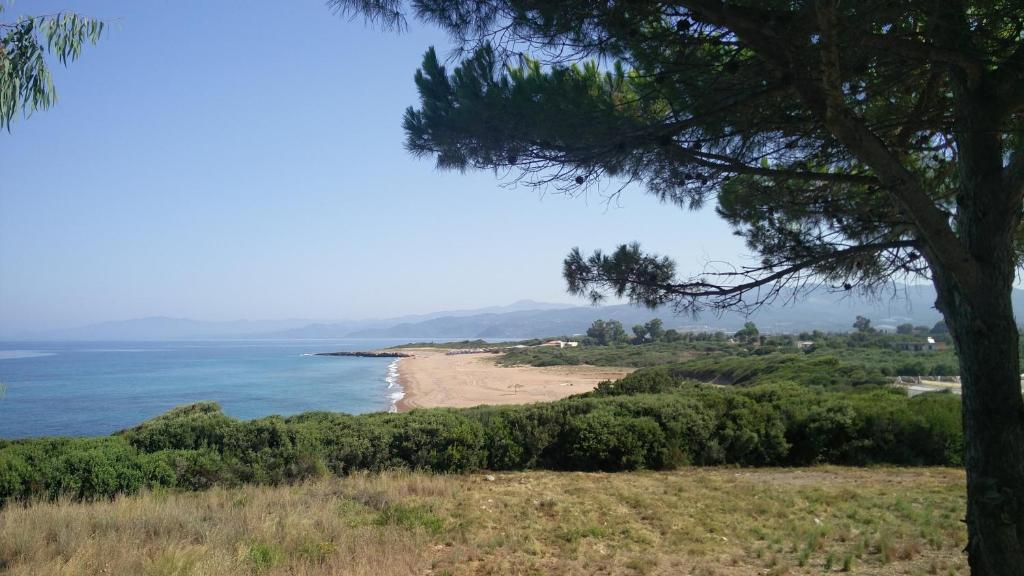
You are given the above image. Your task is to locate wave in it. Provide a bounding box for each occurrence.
[0,350,55,360]
[385,359,404,412]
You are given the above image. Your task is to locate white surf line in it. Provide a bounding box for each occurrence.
[385,358,404,412]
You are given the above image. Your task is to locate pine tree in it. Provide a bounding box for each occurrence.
[334,1,1024,571]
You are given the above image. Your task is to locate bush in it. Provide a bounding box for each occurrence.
[387,410,487,472]
[0,377,964,504]
[563,408,668,470]
[121,401,235,452]
[593,367,679,395]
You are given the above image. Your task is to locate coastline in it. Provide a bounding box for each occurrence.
[393,357,412,412]
[390,348,634,411]
[385,358,404,412]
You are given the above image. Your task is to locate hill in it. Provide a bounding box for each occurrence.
[18,287,1024,341]
[19,317,322,341]
[265,300,576,339]
[322,285,1024,339]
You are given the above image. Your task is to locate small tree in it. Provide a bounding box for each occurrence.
[853,316,874,334]
[631,324,648,344]
[606,320,628,344]
[897,323,915,335]
[644,318,665,341]
[586,319,627,345]
[586,319,608,345]
[735,321,760,343]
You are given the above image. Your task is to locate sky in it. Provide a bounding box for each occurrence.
[0,0,749,334]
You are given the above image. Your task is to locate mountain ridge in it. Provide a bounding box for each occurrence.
[12,286,1023,341]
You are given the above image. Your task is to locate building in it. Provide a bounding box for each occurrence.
[542,340,579,348]
[893,337,945,352]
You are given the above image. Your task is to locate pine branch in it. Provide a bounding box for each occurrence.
[565,240,919,314]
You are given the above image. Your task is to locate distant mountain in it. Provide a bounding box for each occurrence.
[258,300,578,339]
[344,305,653,339]
[17,289,1024,341]
[419,299,577,318]
[307,285,1024,339]
[16,300,578,341]
[23,317,321,341]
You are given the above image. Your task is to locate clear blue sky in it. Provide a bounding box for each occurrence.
[0,0,748,334]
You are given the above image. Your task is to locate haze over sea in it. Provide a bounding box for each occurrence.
[0,339,420,439]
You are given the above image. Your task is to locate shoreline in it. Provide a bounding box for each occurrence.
[390,348,634,411]
[385,358,404,412]
[393,357,412,412]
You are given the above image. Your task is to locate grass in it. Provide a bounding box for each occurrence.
[0,467,966,575]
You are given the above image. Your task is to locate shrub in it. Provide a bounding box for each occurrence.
[0,377,964,504]
[247,543,282,572]
[563,408,668,470]
[388,410,486,472]
[374,503,445,534]
[121,401,235,452]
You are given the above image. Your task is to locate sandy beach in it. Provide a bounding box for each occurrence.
[393,348,634,411]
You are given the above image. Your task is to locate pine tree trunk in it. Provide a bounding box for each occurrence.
[933,267,1024,575]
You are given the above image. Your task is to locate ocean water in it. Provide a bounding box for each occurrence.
[0,339,416,439]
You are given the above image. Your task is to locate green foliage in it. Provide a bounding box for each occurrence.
[0,370,964,504]
[247,543,282,572]
[389,410,487,472]
[585,318,628,345]
[121,401,235,452]
[735,321,760,344]
[0,8,104,130]
[662,354,889,388]
[645,318,664,341]
[375,503,445,534]
[0,437,150,503]
[853,316,874,333]
[1,330,967,504]
[563,408,668,471]
[499,339,727,368]
[518,331,962,383]
[358,0,1024,323]
[594,367,677,395]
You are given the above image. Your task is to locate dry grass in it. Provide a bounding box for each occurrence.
[0,467,966,575]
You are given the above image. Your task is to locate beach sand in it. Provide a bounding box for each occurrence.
[393,348,634,411]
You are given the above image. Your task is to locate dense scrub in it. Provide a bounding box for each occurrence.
[500,340,961,378]
[498,341,714,367]
[658,354,892,387]
[0,375,962,504]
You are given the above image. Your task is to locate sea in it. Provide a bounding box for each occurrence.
[0,339,420,439]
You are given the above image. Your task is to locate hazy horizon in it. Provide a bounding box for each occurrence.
[0,0,751,335]
[6,297,585,337]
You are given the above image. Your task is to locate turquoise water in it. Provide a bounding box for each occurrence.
[0,339,415,439]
